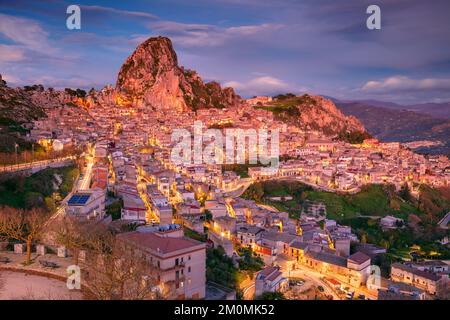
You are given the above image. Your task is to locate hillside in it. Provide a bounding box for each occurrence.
[254,94,370,143]
[335,101,450,155]
[408,102,450,119]
[0,165,79,211]
[339,99,450,119]
[0,75,46,152]
[242,180,450,259]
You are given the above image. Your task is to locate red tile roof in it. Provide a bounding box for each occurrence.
[118,232,205,257]
[348,251,371,265]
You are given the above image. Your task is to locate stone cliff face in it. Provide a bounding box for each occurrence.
[253,94,369,140]
[0,75,47,152]
[0,75,46,123]
[297,95,366,134]
[116,36,241,112]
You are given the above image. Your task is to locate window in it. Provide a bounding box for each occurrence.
[188,255,191,261]
[175,258,179,266]
[188,266,191,273]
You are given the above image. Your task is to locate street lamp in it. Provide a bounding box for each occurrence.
[14,143,18,166]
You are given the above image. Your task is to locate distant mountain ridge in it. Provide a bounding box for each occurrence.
[335,98,450,120]
[334,99,450,155]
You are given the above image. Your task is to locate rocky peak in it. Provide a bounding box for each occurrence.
[115,36,241,112]
[252,93,370,142]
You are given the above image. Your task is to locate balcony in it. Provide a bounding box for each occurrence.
[160,262,185,274]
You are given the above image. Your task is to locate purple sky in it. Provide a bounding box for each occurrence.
[0,0,450,104]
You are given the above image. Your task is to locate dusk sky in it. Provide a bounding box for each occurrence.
[1,0,450,104]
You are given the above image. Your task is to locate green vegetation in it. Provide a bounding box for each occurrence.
[255,291,286,300]
[254,100,300,121]
[252,94,319,122]
[182,70,227,111]
[204,209,213,222]
[345,217,450,262]
[243,179,450,260]
[0,165,79,211]
[64,88,86,98]
[206,246,240,290]
[105,199,123,220]
[184,227,207,242]
[399,183,412,202]
[272,93,296,100]
[243,181,425,221]
[242,180,312,218]
[337,130,372,144]
[0,116,45,153]
[253,93,372,143]
[222,163,269,178]
[417,184,450,224]
[236,247,264,272]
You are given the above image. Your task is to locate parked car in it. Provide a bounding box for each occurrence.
[289,280,305,287]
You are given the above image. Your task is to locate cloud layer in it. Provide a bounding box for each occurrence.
[0,0,449,104]
[224,76,296,96]
[362,76,450,93]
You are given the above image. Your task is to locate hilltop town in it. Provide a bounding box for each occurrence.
[0,37,449,301]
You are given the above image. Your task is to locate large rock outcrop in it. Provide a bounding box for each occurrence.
[115,36,241,112]
[253,94,369,141]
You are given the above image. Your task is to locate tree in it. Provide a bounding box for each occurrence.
[0,206,50,264]
[399,183,411,202]
[204,209,213,222]
[53,216,96,265]
[206,246,238,289]
[105,199,123,220]
[54,218,164,300]
[237,247,264,272]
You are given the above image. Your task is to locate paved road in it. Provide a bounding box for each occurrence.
[242,284,255,300]
[0,156,75,173]
[78,159,93,190]
[223,180,254,198]
[284,268,341,300]
[438,211,450,229]
[286,265,378,300]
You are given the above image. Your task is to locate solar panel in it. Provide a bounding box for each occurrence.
[78,195,90,204]
[68,194,80,204]
[68,194,91,205]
